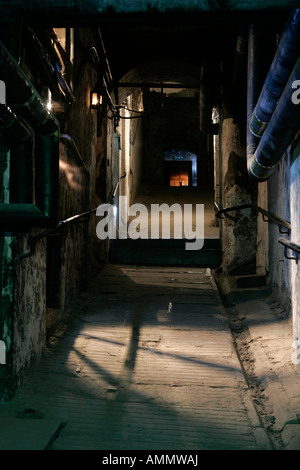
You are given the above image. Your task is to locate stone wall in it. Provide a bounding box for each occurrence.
[262,134,300,334]
[255,132,300,338]
[128,91,144,205]
[219,115,257,274]
[0,27,106,400]
[266,154,291,312]
[290,136,300,340]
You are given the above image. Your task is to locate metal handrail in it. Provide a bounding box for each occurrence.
[20,171,127,258]
[214,202,291,232]
[19,207,98,259]
[278,237,300,263]
[109,171,126,204]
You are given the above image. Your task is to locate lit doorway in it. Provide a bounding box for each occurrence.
[164,149,197,187]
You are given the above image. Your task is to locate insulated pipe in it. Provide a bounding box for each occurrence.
[248,57,300,181]
[0,41,60,228]
[249,8,300,138]
[246,25,275,171]
[10,140,34,203]
[0,41,58,136]
[247,26,260,171]
[0,104,35,203]
[0,104,33,144]
[35,132,59,219]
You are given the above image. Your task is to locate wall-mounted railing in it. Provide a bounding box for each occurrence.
[214,202,299,264]
[278,237,300,264]
[214,202,291,234]
[18,169,128,258]
[19,208,98,259]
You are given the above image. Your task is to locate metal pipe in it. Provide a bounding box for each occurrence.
[248,57,300,181]
[0,41,58,136]
[35,132,59,220]
[249,8,300,138]
[0,104,34,203]
[246,25,264,172]
[0,40,60,229]
[0,104,33,144]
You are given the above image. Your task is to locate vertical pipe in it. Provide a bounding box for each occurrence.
[247,25,260,171]
[0,41,58,136]
[0,105,34,203]
[35,131,60,222]
[0,41,60,227]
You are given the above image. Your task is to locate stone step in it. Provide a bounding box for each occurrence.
[109,238,221,267]
[228,274,268,290]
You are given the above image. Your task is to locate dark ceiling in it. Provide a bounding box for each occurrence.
[27,8,291,103]
[30,8,290,79]
[98,10,288,80]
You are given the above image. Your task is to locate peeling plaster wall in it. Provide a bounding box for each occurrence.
[290,142,300,340]
[267,154,291,312]
[0,142,15,400]
[51,27,99,318]
[265,136,299,337]
[220,116,257,273]
[256,181,269,277]
[14,234,47,388]
[0,234,15,401]
[261,133,300,338]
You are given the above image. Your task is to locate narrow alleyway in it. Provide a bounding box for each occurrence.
[1,2,300,454]
[0,264,274,450]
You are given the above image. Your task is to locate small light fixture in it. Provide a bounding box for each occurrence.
[47,89,52,111]
[90,89,103,110]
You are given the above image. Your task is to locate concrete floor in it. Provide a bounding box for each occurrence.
[0,264,275,451]
[1,185,300,451]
